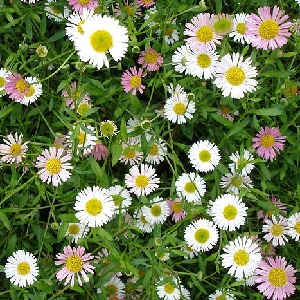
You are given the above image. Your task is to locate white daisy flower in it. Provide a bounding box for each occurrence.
[4,250,39,287]
[220,172,253,195]
[262,215,289,246]
[155,250,170,262]
[172,44,192,74]
[175,172,206,203]
[167,83,185,97]
[145,137,168,165]
[142,197,170,226]
[213,52,258,99]
[0,132,28,164]
[108,185,132,214]
[74,14,128,69]
[182,244,198,259]
[45,0,70,22]
[0,67,11,94]
[99,120,117,138]
[208,289,236,300]
[74,185,115,227]
[185,48,219,79]
[287,212,300,241]
[157,19,180,45]
[188,140,221,172]
[125,163,160,197]
[119,138,143,165]
[104,275,125,298]
[208,194,248,231]
[65,222,89,243]
[156,277,181,300]
[228,149,254,175]
[184,219,219,252]
[19,76,42,105]
[164,92,196,124]
[135,209,153,233]
[229,13,252,44]
[35,147,73,187]
[221,236,261,279]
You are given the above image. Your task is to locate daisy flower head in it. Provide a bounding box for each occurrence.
[35,147,73,187]
[252,127,286,161]
[221,236,262,280]
[65,223,89,243]
[100,120,117,138]
[68,0,97,14]
[182,244,197,259]
[188,140,221,172]
[246,6,292,50]
[257,196,287,220]
[0,132,28,164]
[212,13,233,36]
[255,256,296,300]
[19,76,43,105]
[0,68,11,95]
[74,14,128,69]
[184,13,223,51]
[156,277,181,300]
[45,0,70,22]
[119,138,143,165]
[164,92,196,124]
[142,197,170,226]
[4,250,39,287]
[138,47,163,71]
[262,215,289,247]
[184,219,219,252]
[217,105,239,122]
[287,212,300,241]
[121,66,146,95]
[175,172,206,203]
[125,163,160,197]
[104,276,126,298]
[62,82,91,109]
[108,185,132,214]
[167,198,187,222]
[229,13,252,44]
[114,0,142,18]
[229,149,254,175]
[55,246,95,286]
[137,0,155,8]
[5,73,28,102]
[185,48,219,79]
[172,44,192,74]
[135,209,154,233]
[208,289,236,300]
[220,172,253,195]
[157,19,180,45]
[145,137,167,165]
[213,52,258,99]
[20,0,42,3]
[74,186,115,227]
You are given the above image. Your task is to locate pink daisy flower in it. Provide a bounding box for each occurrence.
[167,198,187,222]
[62,82,90,109]
[138,47,163,71]
[5,73,29,102]
[252,127,286,161]
[89,142,109,161]
[68,0,97,14]
[255,256,296,300]
[114,0,142,18]
[121,66,146,95]
[184,13,223,51]
[55,246,95,287]
[137,0,155,8]
[246,6,292,50]
[257,196,287,220]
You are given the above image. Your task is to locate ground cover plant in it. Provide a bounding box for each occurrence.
[0,0,300,299]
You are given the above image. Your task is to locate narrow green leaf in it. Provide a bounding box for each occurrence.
[254,105,284,116]
[0,104,14,119]
[227,118,250,138]
[49,30,66,42]
[0,212,10,230]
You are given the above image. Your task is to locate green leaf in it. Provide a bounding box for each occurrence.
[25,16,32,40]
[92,227,113,241]
[227,118,250,138]
[89,156,102,180]
[254,105,284,116]
[58,214,78,222]
[57,221,68,243]
[120,117,128,141]
[261,70,292,78]
[49,30,66,42]
[111,141,122,166]
[0,212,10,230]
[0,104,15,119]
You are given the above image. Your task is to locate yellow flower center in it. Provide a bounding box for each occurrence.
[78,131,85,145]
[50,6,61,14]
[65,255,83,273]
[237,158,248,168]
[9,143,22,155]
[173,102,186,115]
[17,262,30,276]
[15,79,27,93]
[225,66,245,86]
[68,224,80,234]
[0,77,5,87]
[233,249,249,266]
[90,30,113,53]
[151,204,162,217]
[100,122,116,137]
[78,0,90,5]
[124,5,133,16]
[219,105,230,115]
[112,194,124,206]
[164,283,175,294]
[142,0,154,5]
[184,181,196,193]
[197,54,211,68]
[270,224,283,237]
[25,85,35,97]
[294,222,300,234]
[77,103,90,116]
[140,215,148,224]
[123,147,137,160]
[85,198,103,216]
[135,174,149,189]
[106,284,118,296]
[268,268,288,287]
[196,26,214,43]
[129,75,141,88]
[194,228,210,243]
[223,204,238,220]
[165,27,174,36]
[149,143,158,156]
[45,158,62,174]
[77,20,85,34]
[214,19,232,33]
[171,201,183,213]
[199,149,211,162]
[236,22,247,34]
[260,135,275,148]
[258,20,279,40]
[145,51,159,64]
[230,175,243,187]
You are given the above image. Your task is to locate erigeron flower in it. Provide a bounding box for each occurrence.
[175,172,206,203]
[217,105,238,122]
[145,137,167,165]
[138,47,163,71]
[65,223,89,243]
[35,147,73,187]
[45,0,70,22]
[167,198,187,222]
[184,219,219,252]
[108,185,132,214]
[0,132,29,164]
[172,44,192,74]
[212,13,233,36]
[156,277,181,300]
[184,13,223,51]
[252,127,286,161]
[228,149,254,175]
[62,82,91,109]
[5,73,28,102]
[229,13,252,44]
[121,66,146,95]
[137,0,155,8]
[257,196,287,220]
[220,172,253,195]
[125,163,160,197]
[157,19,180,45]
[287,212,300,241]
[135,209,153,233]
[214,52,258,99]
[208,289,236,300]
[119,138,143,165]
[89,142,109,161]
[55,246,95,286]
[19,76,43,105]
[114,0,142,18]
[0,68,11,95]
[74,14,128,69]
[4,250,39,287]
[104,276,126,298]
[142,197,170,226]
[262,215,289,246]
[74,186,115,227]
[246,6,292,50]
[68,0,97,14]
[221,236,262,279]
[182,244,197,259]
[100,120,117,138]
